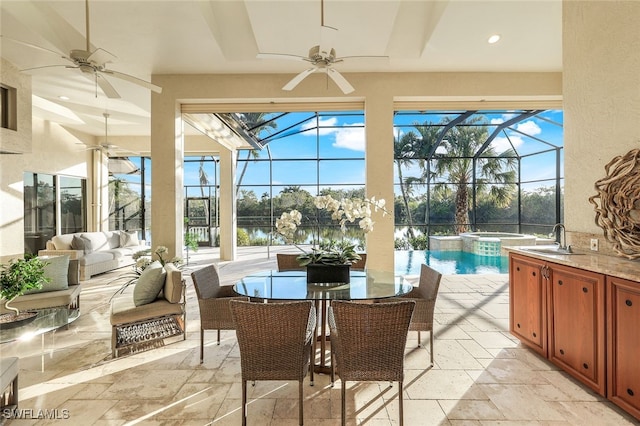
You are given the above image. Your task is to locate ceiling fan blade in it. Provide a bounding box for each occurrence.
[20,64,75,72]
[282,68,317,91]
[319,25,338,58]
[87,48,117,66]
[0,35,69,59]
[257,52,308,62]
[95,74,121,99]
[327,68,354,94]
[101,69,163,94]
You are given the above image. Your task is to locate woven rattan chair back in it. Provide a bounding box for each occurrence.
[190,265,248,364]
[329,300,415,426]
[230,300,316,426]
[350,253,367,270]
[402,263,442,366]
[276,253,306,271]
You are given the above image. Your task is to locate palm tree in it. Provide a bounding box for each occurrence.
[419,116,517,234]
[235,113,277,196]
[394,130,420,239]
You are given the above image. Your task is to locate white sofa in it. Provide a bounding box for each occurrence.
[38,231,148,280]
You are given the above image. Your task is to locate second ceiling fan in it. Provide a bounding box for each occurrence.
[257,0,387,94]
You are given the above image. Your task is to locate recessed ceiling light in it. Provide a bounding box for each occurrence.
[59,95,70,101]
[488,34,501,44]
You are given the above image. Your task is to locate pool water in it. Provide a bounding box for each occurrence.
[394,250,509,275]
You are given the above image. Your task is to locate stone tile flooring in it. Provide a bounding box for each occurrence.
[2,247,637,425]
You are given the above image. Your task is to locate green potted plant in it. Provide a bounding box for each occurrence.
[0,256,49,324]
[274,195,388,283]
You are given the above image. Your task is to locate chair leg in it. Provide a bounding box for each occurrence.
[242,379,247,426]
[298,379,304,426]
[399,380,404,426]
[417,330,422,347]
[429,330,434,366]
[341,382,346,426]
[217,329,221,345]
[200,328,204,364]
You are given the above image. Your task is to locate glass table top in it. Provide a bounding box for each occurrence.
[0,307,78,344]
[233,269,412,301]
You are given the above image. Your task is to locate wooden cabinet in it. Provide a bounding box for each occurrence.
[509,253,547,356]
[548,263,605,395]
[509,253,606,396]
[607,276,640,419]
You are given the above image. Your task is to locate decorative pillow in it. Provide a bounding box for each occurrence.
[108,231,121,249]
[120,231,139,248]
[24,255,70,294]
[71,235,92,253]
[133,261,167,306]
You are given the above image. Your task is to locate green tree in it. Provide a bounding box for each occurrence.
[394,130,420,239]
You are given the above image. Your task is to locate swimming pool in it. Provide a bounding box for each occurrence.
[394,250,509,275]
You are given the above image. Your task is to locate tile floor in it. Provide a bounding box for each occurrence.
[2,247,637,425]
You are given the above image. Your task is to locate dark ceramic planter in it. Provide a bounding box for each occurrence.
[306,263,351,283]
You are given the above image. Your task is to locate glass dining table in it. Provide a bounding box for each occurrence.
[233,269,413,374]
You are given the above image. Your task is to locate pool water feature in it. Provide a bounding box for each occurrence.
[430,232,537,257]
[395,250,509,275]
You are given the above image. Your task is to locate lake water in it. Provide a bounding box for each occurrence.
[395,250,509,275]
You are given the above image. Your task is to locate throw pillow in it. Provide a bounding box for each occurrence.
[133,261,167,306]
[71,235,92,253]
[120,231,139,248]
[24,255,70,294]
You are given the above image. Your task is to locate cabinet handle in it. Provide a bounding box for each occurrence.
[583,363,589,369]
[532,271,536,277]
[517,323,521,328]
[626,299,633,307]
[583,287,588,293]
[560,349,565,355]
[532,332,537,338]
[558,280,563,286]
[628,388,635,397]
[516,266,520,271]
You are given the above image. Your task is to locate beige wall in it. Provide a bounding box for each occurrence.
[151,72,562,270]
[563,1,640,252]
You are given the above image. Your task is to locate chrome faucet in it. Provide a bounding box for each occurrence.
[550,223,572,253]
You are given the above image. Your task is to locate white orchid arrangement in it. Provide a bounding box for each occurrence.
[274,195,388,266]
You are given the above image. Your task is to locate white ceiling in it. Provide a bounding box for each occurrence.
[0,0,562,138]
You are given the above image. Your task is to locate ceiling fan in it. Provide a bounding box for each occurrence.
[1,0,161,99]
[80,113,135,159]
[257,0,387,94]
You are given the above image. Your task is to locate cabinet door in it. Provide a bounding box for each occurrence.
[607,276,640,419]
[549,262,605,395]
[509,253,546,356]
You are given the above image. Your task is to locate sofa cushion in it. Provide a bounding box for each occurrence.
[110,295,183,326]
[72,235,92,253]
[133,261,167,306]
[80,251,115,266]
[23,255,70,294]
[107,231,121,249]
[81,232,110,252]
[162,263,183,304]
[4,284,81,312]
[52,234,75,250]
[120,231,139,248]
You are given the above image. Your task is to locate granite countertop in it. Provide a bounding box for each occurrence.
[505,246,640,282]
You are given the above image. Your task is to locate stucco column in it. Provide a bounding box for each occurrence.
[219,147,237,260]
[150,97,183,258]
[365,93,395,272]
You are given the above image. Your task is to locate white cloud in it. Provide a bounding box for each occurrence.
[490,113,517,125]
[301,117,338,136]
[516,120,542,136]
[490,135,524,153]
[333,124,365,151]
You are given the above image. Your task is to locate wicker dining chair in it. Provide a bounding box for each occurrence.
[350,253,367,270]
[328,300,415,426]
[276,253,305,271]
[190,264,248,364]
[401,263,442,366]
[230,300,316,426]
